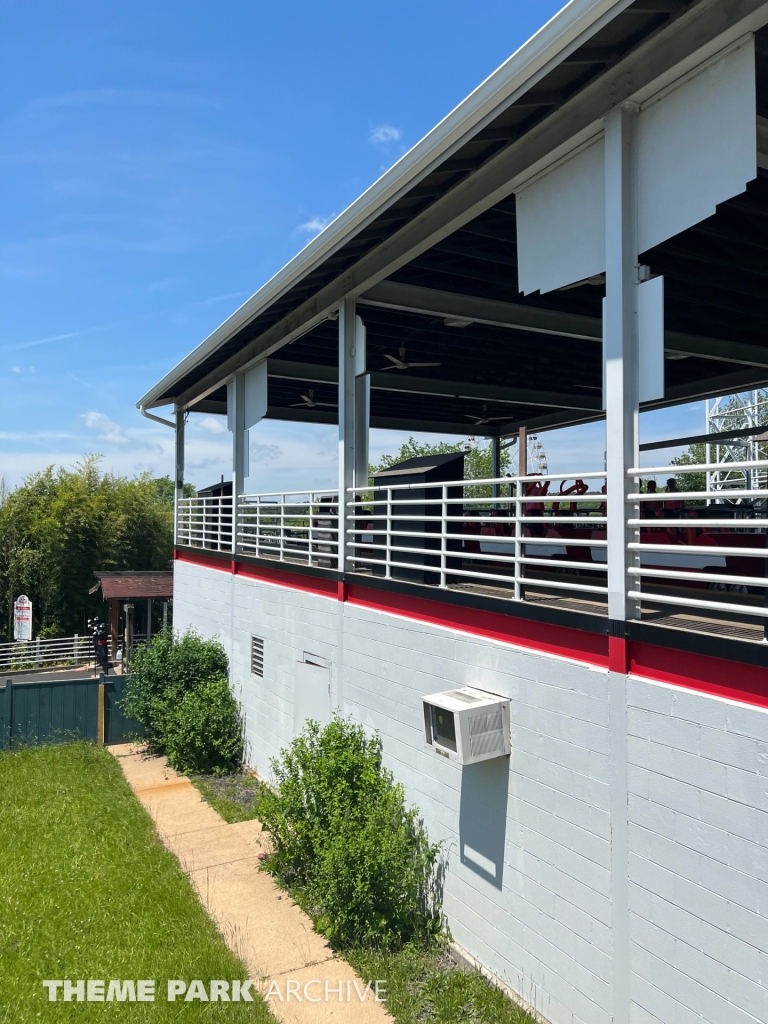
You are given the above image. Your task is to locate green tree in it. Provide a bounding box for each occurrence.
[371,436,511,498]
[0,456,175,640]
[670,442,707,492]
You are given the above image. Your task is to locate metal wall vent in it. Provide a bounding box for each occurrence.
[251,636,264,677]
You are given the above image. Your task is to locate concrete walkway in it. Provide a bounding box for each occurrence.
[109,744,392,1024]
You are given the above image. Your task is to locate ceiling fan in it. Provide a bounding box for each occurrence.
[465,405,512,426]
[557,273,605,291]
[290,389,338,409]
[378,345,441,372]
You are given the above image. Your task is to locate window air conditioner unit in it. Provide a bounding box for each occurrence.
[422,687,510,765]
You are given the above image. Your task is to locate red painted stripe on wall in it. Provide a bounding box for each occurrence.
[175,549,338,597]
[175,548,768,709]
[175,549,233,573]
[236,560,338,598]
[345,582,609,668]
[630,642,768,709]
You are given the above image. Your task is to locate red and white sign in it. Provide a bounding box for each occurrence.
[13,595,32,642]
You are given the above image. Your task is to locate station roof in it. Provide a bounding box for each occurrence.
[138,0,768,438]
[93,572,174,600]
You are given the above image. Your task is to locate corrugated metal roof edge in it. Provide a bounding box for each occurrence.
[137,0,633,411]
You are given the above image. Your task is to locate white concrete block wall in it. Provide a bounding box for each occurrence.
[174,560,613,1024]
[627,677,768,1024]
[173,560,768,1024]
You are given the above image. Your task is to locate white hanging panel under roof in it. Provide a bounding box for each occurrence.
[636,36,756,254]
[514,37,756,296]
[515,136,605,296]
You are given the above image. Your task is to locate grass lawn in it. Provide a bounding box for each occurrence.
[0,743,274,1024]
[349,946,538,1024]
[191,772,538,1024]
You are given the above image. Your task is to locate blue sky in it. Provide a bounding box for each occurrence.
[0,0,704,492]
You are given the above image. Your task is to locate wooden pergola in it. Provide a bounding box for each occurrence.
[91,571,173,659]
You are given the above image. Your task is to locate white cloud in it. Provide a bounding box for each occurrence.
[0,331,79,353]
[0,448,173,489]
[82,411,128,444]
[0,431,74,441]
[250,443,280,465]
[369,124,402,146]
[199,415,227,434]
[11,366,20,373]
[296,215,334,237]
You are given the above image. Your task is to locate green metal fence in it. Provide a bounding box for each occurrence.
[0,673,144,750]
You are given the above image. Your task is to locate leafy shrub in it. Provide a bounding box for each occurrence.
[258,715,442,950]
[122,629,229,743]
[164,676,243,775]
[122,630,242,774]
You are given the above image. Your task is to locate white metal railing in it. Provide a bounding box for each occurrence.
[347,471,608,600]
[0,635,94,673]
[177,495,233,551]
[174,457,768,633]
[627,459,768,622]
[237,491,340,567]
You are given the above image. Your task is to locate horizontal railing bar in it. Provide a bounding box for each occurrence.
[346,527,606,547]
[627,519,767,528]
[345,555,608,595]
[237,525,339,533]
[628,460,768,476]
[461,494,602,504]
[345,513,607,525]
[448,571,606,594]
[345,513,605,526]
[0,649,93,655]
[516,535,605,546]
[627,490,768,501]
[241,490,338,498]
[179,524,232,531]
[0,642,88,648]
[348,529,464,541]
[0,636,90,644]
[348,472,606,494]
[517,556,606,572]
[628,542,768,556]
[628,590,768,618]
[346,495,602,507]
[628,566,767,586]
[422,531,605,547]
[345,539,607,573]
[238,513,337,518]
[517,516,606,524]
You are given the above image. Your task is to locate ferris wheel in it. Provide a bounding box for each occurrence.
[529,433,548,474]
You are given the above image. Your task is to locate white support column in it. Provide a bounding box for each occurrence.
[354,317,369,491]
[604,103,640,627]
[229,372,249,555]
[491,436,501,503]
[338,298,367,573]
[604,102,638,1024]
[174,405,185,546]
